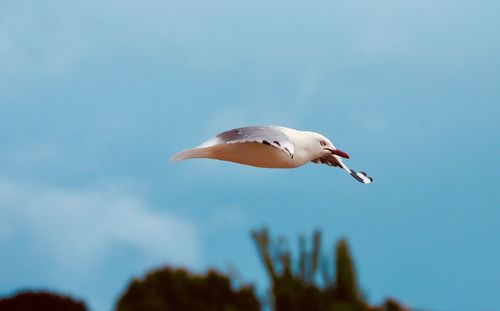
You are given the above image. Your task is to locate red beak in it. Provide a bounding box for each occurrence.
[330,149,350,159]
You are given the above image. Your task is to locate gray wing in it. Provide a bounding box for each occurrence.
[312,154,373,184]
[199,126,295,158]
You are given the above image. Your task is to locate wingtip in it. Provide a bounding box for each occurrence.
[350,171,373,184]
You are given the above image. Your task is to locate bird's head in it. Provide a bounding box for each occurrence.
[304,132,350,159]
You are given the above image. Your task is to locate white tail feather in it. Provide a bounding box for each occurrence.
[170,148,211,162]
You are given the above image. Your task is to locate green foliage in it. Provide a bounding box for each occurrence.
[0,230,409,311]
[252,228,326,310]
[333,239,361,302]
[252,228,408,311]
[0,290,88,311]
[115,267,260,311]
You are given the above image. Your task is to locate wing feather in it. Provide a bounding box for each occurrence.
[201,126,296,158]
[311,154,373,184]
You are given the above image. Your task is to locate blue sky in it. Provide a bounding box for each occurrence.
[1,1,499,310]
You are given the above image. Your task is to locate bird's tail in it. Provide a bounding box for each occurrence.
[170,147,212,162]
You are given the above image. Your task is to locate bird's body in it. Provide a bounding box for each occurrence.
[174,126,311,168]
[181,142,298,168]
[171,125,373,184]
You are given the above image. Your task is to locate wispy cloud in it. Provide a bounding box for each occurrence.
[0,176,200,309]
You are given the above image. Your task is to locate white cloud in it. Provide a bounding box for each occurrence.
[0,177,201,309]
[0,177,200,270]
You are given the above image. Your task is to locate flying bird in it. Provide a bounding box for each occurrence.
[171,125,373,184]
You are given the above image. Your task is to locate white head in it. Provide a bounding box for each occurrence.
[302,131,350,160]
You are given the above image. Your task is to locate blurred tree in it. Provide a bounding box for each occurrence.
[252,228,325,310]
[3,230,410,311]
[384,298,408,311]
[252,228,409,311]
[0,290,88,311]
[116,267,259,311]
[333,239,359,299]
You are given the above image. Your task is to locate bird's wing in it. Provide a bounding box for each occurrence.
[311,154,343,168]
[311,154,373,184]
[199,126,295,159]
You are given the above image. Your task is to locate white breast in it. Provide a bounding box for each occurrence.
[205,142,307,168]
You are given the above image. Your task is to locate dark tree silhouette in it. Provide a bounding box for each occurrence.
[253,228,326,310]
[0,290,88,311]
[2,230,411,311]
[116,267,260,311]
[326,238,370,310]
[334,239,359,298]
[252,228,409,311]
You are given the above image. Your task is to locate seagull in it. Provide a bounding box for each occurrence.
[171,125,373,184]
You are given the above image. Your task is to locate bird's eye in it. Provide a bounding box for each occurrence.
[320,140,327,146]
